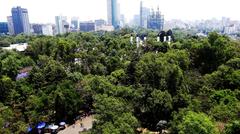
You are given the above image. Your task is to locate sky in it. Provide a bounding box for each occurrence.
[0,0,240,23]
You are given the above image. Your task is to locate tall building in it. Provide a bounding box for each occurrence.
[140,1,143,27]
[147,7,164,30]
[133,15,140,26]
[11,6,30,35]
[71,17,79,31]
[7,16,14,35]
[107,0,120,29]
[42,24,53,36]
[55,15,68,34]
[120,14,126,27]
[0,22,9,34]
[140,1,150,28]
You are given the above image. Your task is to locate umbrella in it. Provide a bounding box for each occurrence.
[37,122,46,129]
[49,125,59,130]
[27,126,32,132]
[59,122,66,126]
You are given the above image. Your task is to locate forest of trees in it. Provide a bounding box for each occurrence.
[0,29,240,134]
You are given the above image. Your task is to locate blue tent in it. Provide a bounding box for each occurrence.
[37,122,46,129]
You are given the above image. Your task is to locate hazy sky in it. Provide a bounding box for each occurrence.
[0,0,240,23]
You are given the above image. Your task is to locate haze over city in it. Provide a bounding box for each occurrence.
[1,0,240,23]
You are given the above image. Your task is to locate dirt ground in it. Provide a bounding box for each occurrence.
[58,115,94,134]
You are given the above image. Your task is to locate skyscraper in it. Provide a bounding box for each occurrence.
[55,15,68,34]
[42,24,53,36]
[11,6,30,35]
[7,16,14,35]
[140,1,150,28]
[140,0,143,27]
[107,0,120,29]
[71,17,79,31]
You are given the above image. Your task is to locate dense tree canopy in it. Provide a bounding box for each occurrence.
[0,30,239,133]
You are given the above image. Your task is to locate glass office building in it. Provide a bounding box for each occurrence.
[11,6,30,35]
[0,22,9,34]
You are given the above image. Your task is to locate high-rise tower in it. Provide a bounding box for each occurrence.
[7,16,14,35]
[140,1,150,28]
[107,0,120,29]
[11,6,30,35]
[55,15,68,34]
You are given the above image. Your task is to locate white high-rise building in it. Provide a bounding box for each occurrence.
[55,15,68,34]
[22,9,30,34]
[140,1,150,28]
[71,17,79,31]
[7,16,14,35]
[42,24,53,36]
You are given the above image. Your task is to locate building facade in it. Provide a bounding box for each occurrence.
[7,16,14,35]
[71,17,79,31]
[11,6,30,35]
[42,24,53,36]
[95,19,106,27]
[32,24,43,35]
[140,1,150,28]
[147,7,164,31]
[96,25,114,32]
[79,22,95,32]
[107,0,120,29]
[0,22,9,34]
[55,16,68,34]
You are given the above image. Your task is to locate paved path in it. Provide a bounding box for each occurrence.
[58,115,94,134]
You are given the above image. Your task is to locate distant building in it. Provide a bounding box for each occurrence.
[71,17,79,32]
[55,15,68,34]
[32,24,43,35]
[42,24,53,36]
[7,16,14,35]
[107,0,120,29]
[0,22,9,34]
[11,6,30,35]
[95,19,106,27]
[147,7,164,31]
[120,14,126,27]
[96,25,114,32]
[79,22,95,32]
[133,15,140,26]
[140,1,150,28]
[224,24,237,34]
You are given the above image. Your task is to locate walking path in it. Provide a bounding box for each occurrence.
[58,115,94,134]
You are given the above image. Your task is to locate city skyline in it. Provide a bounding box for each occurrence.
[0,0,240,24]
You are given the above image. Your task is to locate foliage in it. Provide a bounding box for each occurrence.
[0,31,239,133]
[177,111,218,134]
[224,120,240,134]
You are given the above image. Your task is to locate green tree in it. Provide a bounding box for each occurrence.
[92,94,138,134]
[0,76,14,103]
[178,111,218,134]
